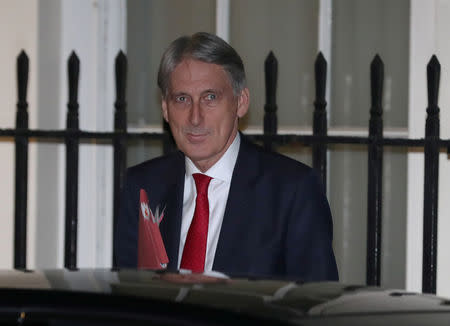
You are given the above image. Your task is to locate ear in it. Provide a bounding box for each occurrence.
[236,87,250,118]
[162,97,169,123]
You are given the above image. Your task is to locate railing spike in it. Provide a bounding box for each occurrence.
[263,51,278,151]
[264,51,278,107]
[17,51,29,107]
[370,55,384,113]
[115,50,127,116]
[427,55,440,109]
[315,53,327,104]
[68,52,80,109]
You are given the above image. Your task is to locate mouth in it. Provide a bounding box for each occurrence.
[186,132,208,143]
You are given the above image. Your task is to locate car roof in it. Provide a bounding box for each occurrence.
[0,269,449,326]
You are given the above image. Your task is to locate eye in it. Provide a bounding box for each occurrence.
[204,93,216,101]
[174,95,190,104]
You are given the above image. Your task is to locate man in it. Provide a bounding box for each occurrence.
[115,32,338,281]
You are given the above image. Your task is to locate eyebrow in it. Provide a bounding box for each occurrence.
[201,89,223,95]
[169,91,189,97]
[169,88,223,97]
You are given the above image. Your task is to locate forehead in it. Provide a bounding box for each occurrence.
[169,59,232,92]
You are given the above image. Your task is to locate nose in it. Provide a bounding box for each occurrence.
[189,100,203,126]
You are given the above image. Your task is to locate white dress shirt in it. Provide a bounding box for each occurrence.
[177,133,240,272]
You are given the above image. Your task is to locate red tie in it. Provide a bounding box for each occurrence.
[180,173,212,272]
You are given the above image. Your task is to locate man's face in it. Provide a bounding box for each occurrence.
[162,59,249,172]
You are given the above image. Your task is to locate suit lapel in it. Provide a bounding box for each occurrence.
[158,152,185,270]
[213,136,261,271]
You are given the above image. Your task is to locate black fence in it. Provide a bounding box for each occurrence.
[1,50,449,294]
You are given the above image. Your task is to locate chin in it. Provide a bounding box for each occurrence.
[183,143,211,155]
[185,151,212,162]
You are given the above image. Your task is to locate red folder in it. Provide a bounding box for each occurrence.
[137,189,169,269]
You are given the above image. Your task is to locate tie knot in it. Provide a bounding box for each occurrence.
[193,173,212,195]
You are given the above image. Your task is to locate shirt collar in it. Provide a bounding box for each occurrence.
[185,133,240,183]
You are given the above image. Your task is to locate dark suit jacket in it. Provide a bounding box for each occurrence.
[115,135,338,282]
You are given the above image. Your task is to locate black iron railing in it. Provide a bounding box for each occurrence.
[1,50,450,294]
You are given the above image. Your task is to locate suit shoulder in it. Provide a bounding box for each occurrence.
[247,140,312,177]
[242,138,326,191]
[127,150,184,180]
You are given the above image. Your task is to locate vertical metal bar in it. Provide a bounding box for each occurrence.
[366,55,384,286]
[422,55,440,294]
[313,52,328,186]
[14,51,29,269]
[113,51,127,267]
[264,51,278,151]
[65,52,80,270]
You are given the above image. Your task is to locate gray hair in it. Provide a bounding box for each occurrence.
[157,32,246,97]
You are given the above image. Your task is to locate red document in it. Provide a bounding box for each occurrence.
[137,189,169,269]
